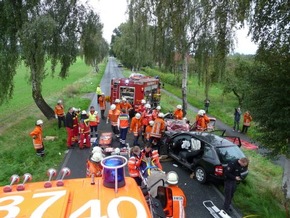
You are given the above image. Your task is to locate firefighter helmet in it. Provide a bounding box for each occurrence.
[92,146,103,154]
[36,120,43,125]
[91,152,103,162]
[149,120,154,126]
[110,104,116,110]
[167,171,179,184]
[93,111,98,115]
[135,113,141,119]
[156,106,161,110]
[81,110,87,115]
[158,112,164,118]
[115,99,121,103]
[145,104,151,109]
[141,99,146,104]
[198,109,205,116]
[122,97,127,102]
[177,105,182,109]
[57,100,62,104]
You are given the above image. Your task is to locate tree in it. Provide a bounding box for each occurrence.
[0,1,106,119]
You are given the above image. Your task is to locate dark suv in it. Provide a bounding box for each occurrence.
[161,131,249,183]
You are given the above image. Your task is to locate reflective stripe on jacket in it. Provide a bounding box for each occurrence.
[150,117,165,138]
[108,109,121,126]
[54,104,65,116]
[128,155,142,177]
[30,125,43,149]
[88,112,99,126]
[130,117,142,136]
[118,113,130,129]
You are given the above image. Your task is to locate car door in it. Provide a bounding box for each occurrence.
[198,144,218,175]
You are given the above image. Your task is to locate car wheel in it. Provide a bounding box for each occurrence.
[195,166,207,184]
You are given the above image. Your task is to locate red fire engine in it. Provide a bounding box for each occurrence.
[110,73,161,110]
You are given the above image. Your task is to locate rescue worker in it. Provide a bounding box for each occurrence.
[128,146,143,186]
[118,109,130,148]
[120,97,133,114]
[152,105,161,120]
[150,112,166,149]
[195,109,210,131]
[136,99,146,114]
[223,157,249,214]
[65,107,75,149]
[86,152,103,185]
[88,106,100,138]
[173,105,183,120]
[141,144,162,170]
[144,120,154,143]
[241,111,253,134]
[107,104,121,137]
[72,107,79,144]
[96,85,102,104]
[29,119,45,157]
[141,104,153,141]
[130,113,143,146]
[54,100,65,128]
[98,93,106,119]
[79,110,91,149]
[166,171,186,218]
[115,98,121,111]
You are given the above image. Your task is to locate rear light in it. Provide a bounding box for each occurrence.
[214,165,223,176]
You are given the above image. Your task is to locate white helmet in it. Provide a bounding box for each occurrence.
[145,104,151,109]
[177,105,182,109]
[110,104,116,110]
[81,110,87,115]
[198,110,204,116]
[93,111,98,115]
[149,120,154,126]
[141,99,146,104]
[122,97,127,102]
[135,113,141,119]
[36,119,43,125]
[57,100,62,104]
[156,106,161,110]
[158,112,164,118]
[72,107,77,111]
[91,152,103,162]
[115,99,120,103]
[92,146,103,154]
[167,171,179,185]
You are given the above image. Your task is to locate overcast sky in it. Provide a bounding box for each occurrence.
[89,0,257,55]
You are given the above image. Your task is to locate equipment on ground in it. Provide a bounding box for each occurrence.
[203,200,231,218]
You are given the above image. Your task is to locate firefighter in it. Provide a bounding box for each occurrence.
[120,97,133,114]
[152,105,161,120]
[115,99,121,111]
[79,110,91,149]
[107,104,121,137]
[86,152,103,185]
[29,119,45,157]
[166,171,186,218]
[195,109,210,131]
[72,107,79,144]
[130,113,143,146]
[96,85,102,104]
[128,146,143,186]
[136,99,146,114]
[144,120,154,143]
[118,109,130,148]
[173,105,183,120]
[88,106,100,138]
[54,100,65,128]
[65,107,75,149]
[141,104,153,141]
[141,144,162,170]
[150,112,166,149]
[99,93,106,119]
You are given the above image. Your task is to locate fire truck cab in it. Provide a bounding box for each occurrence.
[110,73,161,112]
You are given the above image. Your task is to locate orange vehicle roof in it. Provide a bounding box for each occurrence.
[0,177,151,218]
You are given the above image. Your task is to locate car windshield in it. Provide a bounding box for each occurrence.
[216,146,245,164]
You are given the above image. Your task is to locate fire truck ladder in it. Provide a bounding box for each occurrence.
[112,84,118,100]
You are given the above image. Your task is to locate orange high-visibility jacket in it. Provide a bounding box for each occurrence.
[88,112,99,126]
[243,112,252,126]
[130,117,142,136]
[108,109,121,126]
[128,154,142,177]
[118,113,130,129]
[115,103,121,111]
[29,126,43,149]
[174,109,183,120]
[145,125,153,140]
[150,117,165,138]
[168,185,187,218]
[196,115,210,131]
[99,96,106,110]
[152,109,160,120]
[54,104,65,116]
[142,110,153,126]
[86,160,103,177]
[120,102,133,114]
[79,121,90,134]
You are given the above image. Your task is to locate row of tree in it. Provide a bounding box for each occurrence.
[0,0,109,118]
[110,1,289,156]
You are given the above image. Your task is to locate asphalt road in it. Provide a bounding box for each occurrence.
[59,57,243,218]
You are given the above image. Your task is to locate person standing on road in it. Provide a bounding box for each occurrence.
[130,113,143,146]
[79,110,91,149]
[65,107,75,149]
[141,104,153,141]
[86,152,103,185]
[107,104,121,138]
[233,107,242,132]
[173,105,183,120]
[223,157,249,214]
[96,85,102,104]
[204,98,210,113]
[118,109,130,148]
[29,119,45,157]
[120,97,133,114]
[152,105,161,120]
[98,93,106,119]
[241,111,252,134]
[88,106,100,138]
[195,110,210,131]
[54,100,65,128]
[166,171,186,218]
[128,146,143,186]
[150,112,166,150]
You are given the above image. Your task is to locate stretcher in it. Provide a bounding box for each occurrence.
[203,200,231,218]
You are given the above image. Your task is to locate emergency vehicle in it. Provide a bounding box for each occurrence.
[111,73,161,111]
[0,155,173,218]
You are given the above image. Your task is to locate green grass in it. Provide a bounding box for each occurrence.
[0,58,105,185]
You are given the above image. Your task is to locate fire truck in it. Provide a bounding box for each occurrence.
[110,73,161,111]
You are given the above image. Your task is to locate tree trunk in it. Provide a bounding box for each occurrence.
[182,54,188,117]
[31,79,55,120]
